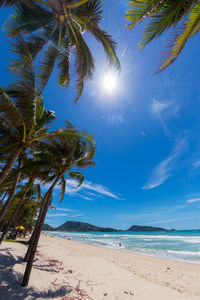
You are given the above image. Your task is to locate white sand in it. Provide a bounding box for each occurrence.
[0,234,200,299]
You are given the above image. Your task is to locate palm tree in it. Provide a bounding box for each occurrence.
[0,153,24,226]
[0,35,56,186]
[21,122,95,286]
[126,0,200,71]
[6,0,120,102]
[0,178,40,244]
[0,0,89,8]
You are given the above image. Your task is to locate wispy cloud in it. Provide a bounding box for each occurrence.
[64,179,124,201]
[186,198,200,204]
[69,214,83,218]
[152,99,171,114]
[40,179,124,202]
[116,205,199,228]
[87,192,102,197]
[143,137,188,190]
[47,212,83,218]
[116,205,187,222]
[108,113,124,125]
[152,99,180,137]
[149,215,200,225]
[47,213,68,217]
[82,181,123,199]
[192,160,200,169]
[54,208,73,212]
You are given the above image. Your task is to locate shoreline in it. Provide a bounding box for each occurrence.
[47,233,200,267]
[45,231,200,266]
[1,234,200,299]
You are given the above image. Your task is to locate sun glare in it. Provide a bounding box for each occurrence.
[102,73,117,94]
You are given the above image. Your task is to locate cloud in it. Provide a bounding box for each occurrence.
[186,198,200,204]
[116,205,199,228]
[63,179,124,201]
[82,181,123,199]
[87,192,102,197]
[152,99,180,137]
[192,160,200,169]
[53,208,73,212]
[108,113,124,125]
[121,47,127,58]
[47,211,83,218]
[152,99,170,114]
[47,213,68,217]
[68,214,83,218]
[149,215,200,225]
[39,178,124,202]
[143,137,188,189]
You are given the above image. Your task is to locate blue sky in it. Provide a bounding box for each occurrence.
[1,1,200,230]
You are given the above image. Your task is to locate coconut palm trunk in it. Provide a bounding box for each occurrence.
[24,194,48,261]
[0,145,24,186]
[21,175,60,287]
[0,178,33,245]
[0,155,23,228]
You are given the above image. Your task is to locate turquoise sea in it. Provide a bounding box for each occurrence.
[46,230,200,264]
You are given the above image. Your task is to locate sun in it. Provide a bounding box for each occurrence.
[102,73,117,94]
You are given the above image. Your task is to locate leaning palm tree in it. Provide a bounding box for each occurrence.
[21,122,95,286]
[0,179,41,244]
[0,154,25,226]
[0,35,56,187]
[5,0,120,102]
[126,0,200,71]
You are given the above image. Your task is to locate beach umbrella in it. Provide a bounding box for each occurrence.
[16,226,25,230]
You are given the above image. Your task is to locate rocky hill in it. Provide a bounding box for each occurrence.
[128,225,166,231]
[42,221,169,232]
[54,221,118,232]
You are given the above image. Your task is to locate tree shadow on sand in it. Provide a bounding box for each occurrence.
[0,248,72,300]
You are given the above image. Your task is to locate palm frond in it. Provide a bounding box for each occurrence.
[26,33,48,60]
[57,39,70,87]
[84,22,120,71]
[0,0,35,7]
[58,175,66,203]
[71,22,95,103]
[69,0,89,9]
[0,86,24,130]
[35,95,56,129]
[0,0,17,6]
[5,3,53,37]
[76,158,95,169]
[38,42,60,94]
[74,0,103,25]
[126,0,165,28]
[140,0,195,49]
[33,183,41,200]
[160,2,200,71]
[68,171,84,187]
[7,35,37,127]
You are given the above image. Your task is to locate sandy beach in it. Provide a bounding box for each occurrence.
[0,234,200,300]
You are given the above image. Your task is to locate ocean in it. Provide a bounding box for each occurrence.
[46,230,200,264]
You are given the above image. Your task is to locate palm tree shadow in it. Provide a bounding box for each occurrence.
[0,249,72,299]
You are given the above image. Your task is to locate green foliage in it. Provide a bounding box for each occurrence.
[0,36,56,172]
[5,0,120,102]
[28,121,95,204]
[126,0,199,70]
[1,184,41,231]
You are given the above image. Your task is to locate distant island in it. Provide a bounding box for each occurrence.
[42,221,172,232]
